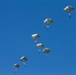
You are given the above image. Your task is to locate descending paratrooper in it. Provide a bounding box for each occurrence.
[32,33,40,42]
[64,5,74,18]
[44,18,54,30]
[20,56,28,66]
[36,43,44,53]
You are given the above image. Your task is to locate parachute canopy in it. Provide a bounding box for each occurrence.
[44,18,54,27]
[20,56,28,62]
[64,6,74,15]
[32,34,40,42]
[20,56,28,66]
[43,48,51,54]
[14,64,20,69]
[36,43,44,49]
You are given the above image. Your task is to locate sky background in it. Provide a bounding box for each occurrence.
[0,0,76,75]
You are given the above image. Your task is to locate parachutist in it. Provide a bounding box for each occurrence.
[69,16,71,18]
[45,56,47,59]
[15,71,17,74]
[39,52,40,54]
[47,28,48,30]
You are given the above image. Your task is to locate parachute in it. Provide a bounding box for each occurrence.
[44,18,54,30]
[43,48,51,58]
[20,56,28,66]
[32,34,40,42]
[14,64,20,72]
[64,5,74,18]
[36,43,44,53]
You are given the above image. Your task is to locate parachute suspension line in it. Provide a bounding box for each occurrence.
[38,49,41,54]
[23,62,26,66]
[35,40,37,43]
[45,54,48,59]
[46,26,49,30]
[15,71,17,74]
[14,68,17,73]
[45,56,47,59]
[68,13,71,18]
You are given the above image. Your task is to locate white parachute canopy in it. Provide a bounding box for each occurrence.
[44,18,54,29]
[36,43,44,53]
[43,48,51,58]
[14,64,20,72]
[32,33,40,42]
[64,5,74,18]
[20,56,28,66]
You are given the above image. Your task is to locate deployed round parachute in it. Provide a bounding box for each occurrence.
[64,5,74,18]
[44,18,54,30]
[36,43,44,53]
[14,64,20,72]
[32,33,40,42]
[20,56,28,66]
[43,48,51,58]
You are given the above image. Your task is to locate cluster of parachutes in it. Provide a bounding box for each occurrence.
[13,17,53,72]
[31,18,53,55]
[14,56,28,72]
[13,5,74,73]
[32,33,51,57]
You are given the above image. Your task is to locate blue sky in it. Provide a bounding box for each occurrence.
[0,0,76,75]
